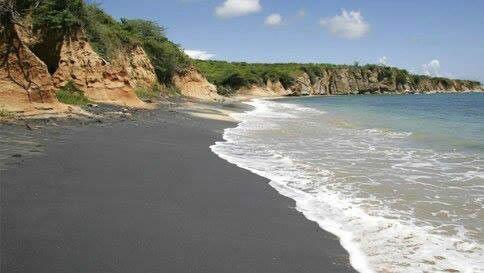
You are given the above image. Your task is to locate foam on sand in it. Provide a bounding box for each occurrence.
[211,98,484,273]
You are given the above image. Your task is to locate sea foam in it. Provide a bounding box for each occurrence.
[211,98,484,273]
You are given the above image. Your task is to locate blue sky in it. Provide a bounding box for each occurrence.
[96,0,484,83]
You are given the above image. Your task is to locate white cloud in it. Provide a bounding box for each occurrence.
[320,10,370,39]
[422,59,440,76]
[378,56,388,66]
[265,13,283,26]
[184,49,215,60]
[215,0,261,18]
[297,9,306,18]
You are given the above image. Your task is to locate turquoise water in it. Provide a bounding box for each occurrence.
[212,93,483,273]
[286,93,484,153]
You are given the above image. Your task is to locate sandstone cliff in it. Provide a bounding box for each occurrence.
[1,26,221,116]
[112,45,158,90]
[52,30,147,108]
[172,67,221,101]
[0,25,76,117]
[235,79,291,98]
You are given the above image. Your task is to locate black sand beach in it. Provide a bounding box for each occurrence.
[1,108,357,273]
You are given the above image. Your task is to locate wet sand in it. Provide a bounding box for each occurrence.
[1,107,357,273]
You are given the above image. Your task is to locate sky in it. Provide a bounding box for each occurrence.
[96,0,484,83]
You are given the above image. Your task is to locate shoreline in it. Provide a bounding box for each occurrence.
[1,103,357,273]
[210,99,372,273]
[211,94,484,273]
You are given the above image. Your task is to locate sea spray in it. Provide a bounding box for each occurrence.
[211,95,484,273]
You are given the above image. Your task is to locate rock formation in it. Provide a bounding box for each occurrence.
[229,67,482,97]
[172,67,221,101]
[266,79,289,95]
[1,12,481,118]
[52,30,147,108]
[236,80,291,97]
[284,68,482,96]
[0,25,74,116]
[113,45,158,89]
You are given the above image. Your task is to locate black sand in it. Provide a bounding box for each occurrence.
[1,109,357,273]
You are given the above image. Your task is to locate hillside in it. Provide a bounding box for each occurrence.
[0,0,482,118]
[0,0,219,117]
[194,60,482,96]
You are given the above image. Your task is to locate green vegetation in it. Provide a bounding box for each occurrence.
[14,1,190,85]
[82,4,190,84]
[82,4,137,60]
[56,81,90,105]
[135,84,162,100]
[5,0,480,95]
[165,86,182,97]
[395,70,410,85]
[195,60,481,91]
[193,60,316,91]
[194,60,410,90]
[0,108,14,120]
[32,0,86,34]
[120,19,191,83]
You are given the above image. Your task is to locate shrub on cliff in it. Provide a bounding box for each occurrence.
[83,4,137,60]
[194,60,305,90]
[302,65,324,84]
[32,0,86,34]
[56,81,90,105]
[82,4,190,85]
[395,70,409,85]
[221,73,248,89]
[121,19,191,84]
[134,84,162,100]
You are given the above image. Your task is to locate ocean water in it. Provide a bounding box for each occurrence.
[211,93,484,273]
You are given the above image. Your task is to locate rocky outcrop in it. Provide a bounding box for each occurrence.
[236,80,290,97]
[302,66,481,95]
[172,67,221,100]
[266,79,289,95]
[290,73,313,95]
[113,45,158,89]
[52,30,147,108]
[0,25,75,116]
[283,67,482,96]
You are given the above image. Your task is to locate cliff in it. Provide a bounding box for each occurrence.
[286,67,482,96]
[113,45,158,90]
[0,24,81,117]
[52,30,147,108]
[1,1,482,119]
[172,67,220,100]
[0,1,219,117]
[194,60,482,97]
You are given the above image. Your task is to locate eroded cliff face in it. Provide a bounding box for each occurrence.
[236,79,291,98]
[112,45,158,89]
[2,21,481,118]
[172,67,221,101]
[286,68,482,96]
[52,30,147,108]
[1,24,164,116]
[0,25,73,116]
[230,67,482,97]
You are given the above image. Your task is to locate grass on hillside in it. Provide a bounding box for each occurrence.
[28,0,191,85]
[0,108,14,120]
[83,4,191,84]
[194,60,481,91]
[23,0,481,93]
[56,81,91,105]
[135,84,161,100]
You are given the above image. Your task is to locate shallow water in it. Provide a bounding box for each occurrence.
[211,93,484,273]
